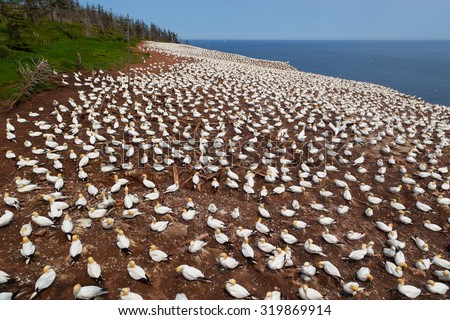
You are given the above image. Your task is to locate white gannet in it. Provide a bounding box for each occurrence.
[367,193,383,205]
[127,260,151,283]
[120,287,143,300]
[149,215,170,231]
[241,237,256,263]
[207,215,226,230]
[20,222,32,237]
[101,218,114,230]
[318,215,335,226]
[257,204,271,219]
[299,262,317,281]
[310,201,328,211]
[70,235,83,264]
[188,240,207,253]
[383,246,397,258]
[218,253,240,269]
[182,208,198,221]
[255,218,272,236]
[280,206,296,217]
[343,282,364,296]
[226,167,240,181]
[211,178,219,192]
[144,188,160,201]
[283,246,295,267]
[0,271,11,284]
[149,244,171,262]
[356,267,374,282]
[397,278,421,299]
[176,265,210,282]
[142,174,156,189]
[31,212,54,228]
[415,258,432,270]
[345,244,367,261]
[264,290,282,300]
[215,229,232,247]
[123,186,134,209]
[298,284,324,300]
[225,279,255,299]
[86,183,98,197]
[423,220,443,232]
[416,201,432,212]
[345,230,365,240]
[431,255,450,269]
[163,182,179,194]
[257,238,276,253]
[375,221,393,233]
[398,211,413,225]
[352,153,365,166]
[317,260,343,282]
[29,266,56,299]
[20,236,35,265]
[411,236,429,252]
[281,229,298,244]
[154,203,173,215]
[17,184,42,193]
[304,239,326,256]
[390,199,406,211]
[434,270,450,281]
[75,193,87,209]
[437,195,450,205]
[73,284,108,300]
[88,208,107,219]
[122,208,144,220]
[293,219,309,230]
[385,261,403,278]
[425,280,449,295]
[236,226,255,238]
[87,257,102,285]
[3,193,19,209]
[321,228,340,244]
[266,254,284,271]
[208,203,218,214]
[185,197,195,209]
[116,229,131,254]
[0,210,14,228]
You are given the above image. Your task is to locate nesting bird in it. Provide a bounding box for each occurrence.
[176,265,210,282]
[29,266,56,299]
[127,260,151,284]
[225,279,255,299]
[73,284,108,300]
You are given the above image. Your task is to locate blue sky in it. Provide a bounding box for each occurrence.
[79,0,450,40]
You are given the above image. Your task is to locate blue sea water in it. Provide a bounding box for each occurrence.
[189,40,450,106]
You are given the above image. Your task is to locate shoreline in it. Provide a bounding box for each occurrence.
[150,40,449,108]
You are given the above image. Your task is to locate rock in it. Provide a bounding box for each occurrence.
[45,231,57,238]
[164,222,188,238]
[76,218,92,228]
[34,229,47,237]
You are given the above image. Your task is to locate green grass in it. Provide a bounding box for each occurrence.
[0,21,146,100]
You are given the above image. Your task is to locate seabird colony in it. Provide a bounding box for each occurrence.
[1,41,450,300]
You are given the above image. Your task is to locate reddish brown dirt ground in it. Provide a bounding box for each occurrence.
[0,47,449,300]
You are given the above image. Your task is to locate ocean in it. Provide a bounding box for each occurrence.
[189,40,450,106]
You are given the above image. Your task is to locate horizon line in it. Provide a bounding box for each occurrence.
[183,38,450,42]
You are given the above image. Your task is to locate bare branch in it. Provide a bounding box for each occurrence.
[10,58,54,110]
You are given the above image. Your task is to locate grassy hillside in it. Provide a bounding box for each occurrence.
[0,20,145,100]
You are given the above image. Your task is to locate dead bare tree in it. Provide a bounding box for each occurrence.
[10,58,54,110]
